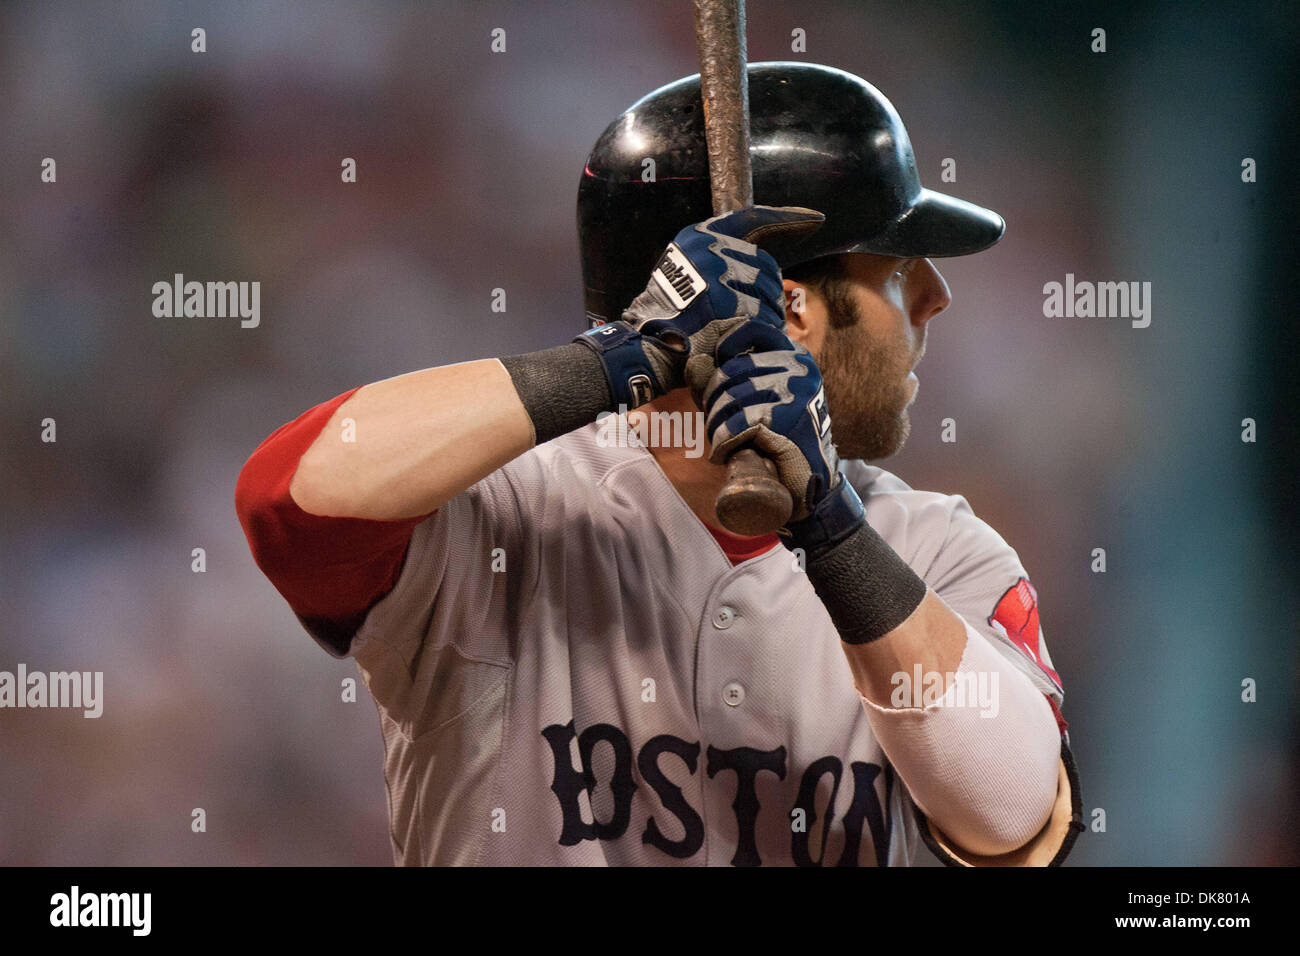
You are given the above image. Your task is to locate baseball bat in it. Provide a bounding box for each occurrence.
[693,0,795,537]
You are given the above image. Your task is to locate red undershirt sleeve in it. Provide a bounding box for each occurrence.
[234,387,435,655]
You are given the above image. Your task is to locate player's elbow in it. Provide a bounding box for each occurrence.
[234,440,318,576]
[966,803,1057,859]
[939,748,1060,857]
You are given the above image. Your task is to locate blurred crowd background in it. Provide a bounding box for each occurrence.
[1,0,1295,865]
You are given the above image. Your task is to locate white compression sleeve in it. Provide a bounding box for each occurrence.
[859,618,1062,857]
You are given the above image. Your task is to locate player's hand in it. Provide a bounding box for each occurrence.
[622,205,824,402]
[701,320,842,523]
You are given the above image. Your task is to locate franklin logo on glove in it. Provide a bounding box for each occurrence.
[651,244,707,309]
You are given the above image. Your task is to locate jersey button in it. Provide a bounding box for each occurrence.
[722,682,745,707]
[712,606,736,629]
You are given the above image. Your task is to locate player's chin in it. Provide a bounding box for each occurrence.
[875,414,911,460]
[835,409,910,462]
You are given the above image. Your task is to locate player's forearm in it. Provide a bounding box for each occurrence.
[290,336,628,519]
[793,502,1058,855]
[837,588,966,704]
[827,571,1060,856]
[290,358,538,519]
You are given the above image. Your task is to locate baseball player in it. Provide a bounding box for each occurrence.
[236,63,1082,866]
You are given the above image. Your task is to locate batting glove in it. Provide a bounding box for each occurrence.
[579,205,823,409]
[701,320,847,523]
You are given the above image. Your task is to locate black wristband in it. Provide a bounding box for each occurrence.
[499,343,613,445]
[803,520,929,645]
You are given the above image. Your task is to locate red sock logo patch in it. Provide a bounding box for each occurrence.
[988,577,1063,695]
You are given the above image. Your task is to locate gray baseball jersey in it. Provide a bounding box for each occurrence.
[320,420,1069,866]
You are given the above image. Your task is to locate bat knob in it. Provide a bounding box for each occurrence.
[715,447,793,536]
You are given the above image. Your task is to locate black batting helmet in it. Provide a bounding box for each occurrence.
[577,61,1005,326]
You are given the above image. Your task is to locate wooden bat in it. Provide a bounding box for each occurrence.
[693,0,795,536]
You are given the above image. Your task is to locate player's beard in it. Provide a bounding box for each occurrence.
[816,304,916,462]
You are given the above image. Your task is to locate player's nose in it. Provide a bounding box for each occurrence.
[910,258,952,327]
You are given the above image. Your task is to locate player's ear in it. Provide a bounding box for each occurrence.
[783,278,817,346]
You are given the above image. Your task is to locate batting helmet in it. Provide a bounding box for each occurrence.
[578,61,1005,325]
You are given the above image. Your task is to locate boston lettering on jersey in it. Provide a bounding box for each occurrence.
[542,719,895,867]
